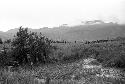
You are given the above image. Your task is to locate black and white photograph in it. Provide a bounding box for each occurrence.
[0,0,125,84]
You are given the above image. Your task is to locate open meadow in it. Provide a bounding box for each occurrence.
[0,39,125,84]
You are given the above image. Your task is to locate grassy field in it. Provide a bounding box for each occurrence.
[0,58,125,84]
[0,40,125,84]
[52,40,125,68]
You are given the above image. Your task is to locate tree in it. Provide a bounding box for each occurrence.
[11,27,29,65]
[27,32,54,64]
[11,26,56,66]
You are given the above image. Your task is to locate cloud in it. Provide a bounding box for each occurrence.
[0,0,124,31]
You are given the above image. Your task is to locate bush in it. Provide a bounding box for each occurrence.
[11,26,56,66]
[0,49,13,67]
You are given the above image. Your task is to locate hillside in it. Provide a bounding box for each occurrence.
[0,23,125,41]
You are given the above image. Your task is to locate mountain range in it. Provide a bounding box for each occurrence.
[1,23,125,42]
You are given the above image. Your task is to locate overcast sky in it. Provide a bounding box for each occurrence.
[0,0,124,32]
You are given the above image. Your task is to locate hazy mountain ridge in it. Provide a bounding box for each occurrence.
[0,23,125,41]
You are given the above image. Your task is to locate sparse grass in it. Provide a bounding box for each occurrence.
[0,58,125,84]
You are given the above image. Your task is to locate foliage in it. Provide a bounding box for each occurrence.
[53,40,125,68]
[11,26,56,66]
[0,38,3,44]
[0,45,13,67]
[4,39,11,44]
[0,56,124,84]
[83,41,125,68]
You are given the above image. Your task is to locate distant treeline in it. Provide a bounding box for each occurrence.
[49,37,125,44]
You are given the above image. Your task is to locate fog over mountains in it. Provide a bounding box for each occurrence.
[1,23,125,41]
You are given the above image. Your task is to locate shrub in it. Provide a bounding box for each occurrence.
[11,26,56,66]
[0,49,13,67]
